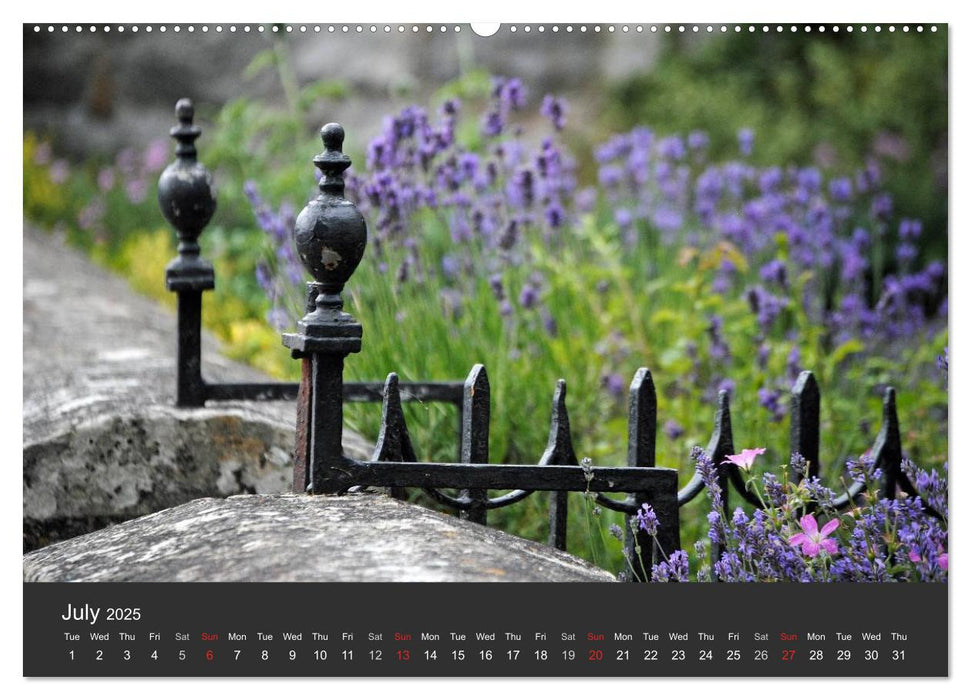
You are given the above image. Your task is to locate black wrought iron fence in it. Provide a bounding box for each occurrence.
[158,99,932,582]
[158,98,465,414]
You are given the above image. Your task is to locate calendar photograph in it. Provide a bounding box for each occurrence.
[22,21,949,678]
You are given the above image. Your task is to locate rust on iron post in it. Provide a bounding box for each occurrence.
[283,123,367,495]
[159,98,216,407]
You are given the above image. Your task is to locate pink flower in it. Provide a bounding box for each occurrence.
[788,514,839,557]
[722,447,766,470]
[909,547,948,571]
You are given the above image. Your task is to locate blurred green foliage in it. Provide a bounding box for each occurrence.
[607,31,948,262]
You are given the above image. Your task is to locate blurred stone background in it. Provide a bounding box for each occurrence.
[23,25,663,158]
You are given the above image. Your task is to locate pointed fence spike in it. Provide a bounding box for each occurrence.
[706,389,735,467]
[371,373,416,500]
[460,364,490,523]
[540,379,578,466]
[542,379,575,551]
[873,387,902,500]
[789,370,821,482]
[627,368,657,469]
[624,368,661,582]
[706,390,735,576]
[372,373,416,461]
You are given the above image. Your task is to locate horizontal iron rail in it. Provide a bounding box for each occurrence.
[204,380,464,404]
[349,460,678,493]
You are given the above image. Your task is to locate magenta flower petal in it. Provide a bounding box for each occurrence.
[801,541,821,557]
[821,539,838,555]
[938,553,948,571]
[909,549,922,563]
[799,514,819,536]
[819,518,840,537]
[722,447,767,470]
[789,533,809,546]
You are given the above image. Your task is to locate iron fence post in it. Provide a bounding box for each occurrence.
[283,124,366,494]
[159,98,216,407]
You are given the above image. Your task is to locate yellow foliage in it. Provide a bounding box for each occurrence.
[698,241,749,274]
[23,133,65,214]
[223,319,294,379]
[112,228,177,306]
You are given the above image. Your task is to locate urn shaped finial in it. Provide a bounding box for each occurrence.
[160,98,216,291]
[283,123,365,357]
[293,123,367,297]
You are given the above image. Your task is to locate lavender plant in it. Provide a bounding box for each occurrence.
[635,446,947,583]
[248,75,944,453]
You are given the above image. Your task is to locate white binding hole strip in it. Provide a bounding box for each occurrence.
[27,19,941,35]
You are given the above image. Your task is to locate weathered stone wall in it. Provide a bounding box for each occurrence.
[23,26,663,158]
[23,224,370,551]
[24,494,617,583]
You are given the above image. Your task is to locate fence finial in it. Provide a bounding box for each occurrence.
[459,364,491,524]
[790,370,821,481]
[628,367,657,469]
[284,122,366,494]
[372,373,417,500]
[160,97,216,285]
[293,123,367,306]
[874,387,903,499]
[541,379,576,551]
[159,97,216,407]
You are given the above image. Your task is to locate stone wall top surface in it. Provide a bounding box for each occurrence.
[24,493,617,583]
